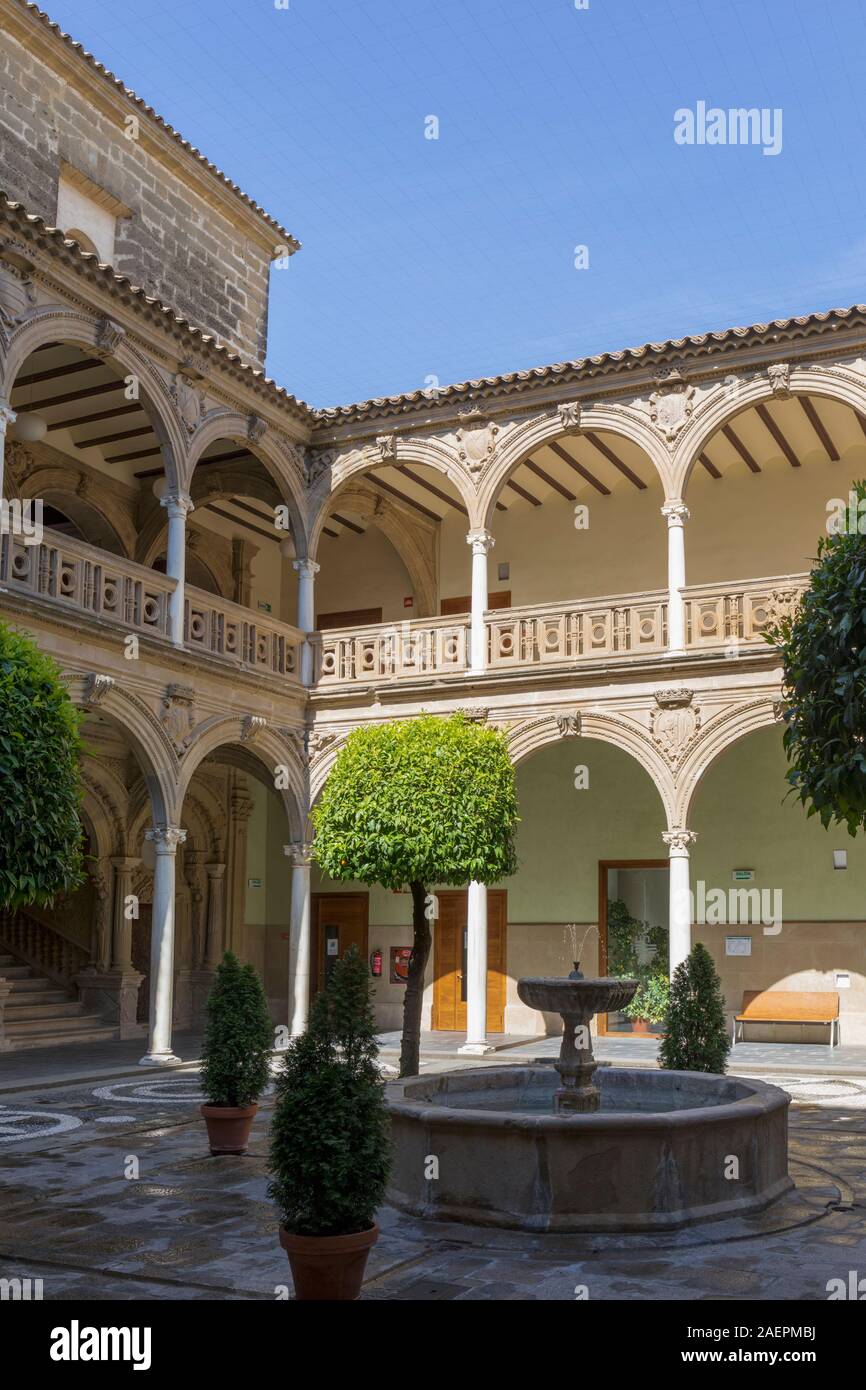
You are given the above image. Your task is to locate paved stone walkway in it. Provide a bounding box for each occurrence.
[0,1062,864,1301]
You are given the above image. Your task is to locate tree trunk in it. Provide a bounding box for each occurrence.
[399,881,431,1077]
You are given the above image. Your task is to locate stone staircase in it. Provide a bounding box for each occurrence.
[0,953,117,1050]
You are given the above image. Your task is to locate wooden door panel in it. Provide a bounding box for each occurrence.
[312,894,369,996]
[432,890,506,1033]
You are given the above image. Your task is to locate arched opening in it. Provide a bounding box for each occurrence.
[684,394,866,585]
[176,741,299,1027]
[688,723,866,1043]
[478,427,667,612]
[7,339,173,562]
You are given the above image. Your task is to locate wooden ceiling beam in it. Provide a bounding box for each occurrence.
[524,457,576,502]
[14,356,105,388]
[698,451,721,478]
[506,477,542,507]
[75,425,154,450]
[368,474,440,522]
[583,431,647,489]
[47,403,144,432]
[396,464,469,516]
[799,397,840,461]
[14,380,124,411]
[722,423,761,472]
[331,512,365,535]
[546,440,610,496]
[756,403,800,467]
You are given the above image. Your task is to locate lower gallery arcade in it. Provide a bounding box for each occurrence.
[7,708,865,1056]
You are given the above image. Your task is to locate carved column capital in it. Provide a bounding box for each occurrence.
[0,402,16,430]
[204,862,227,880]
[661,500,689,527]
[145,827,187,855]
[662,828,698,855]
[466,527,495,555]
[161,491,194,520]
[283,841,314,868]
[293,558,321,579]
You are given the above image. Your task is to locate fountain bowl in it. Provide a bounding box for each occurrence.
[386,1065,792,1232]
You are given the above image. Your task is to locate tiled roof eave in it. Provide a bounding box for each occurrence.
[0,192,313,423]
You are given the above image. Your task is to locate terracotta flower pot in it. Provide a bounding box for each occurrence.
[201,1102,258,1155]
[629,1018,652,1036]
[279,1223,379,1301]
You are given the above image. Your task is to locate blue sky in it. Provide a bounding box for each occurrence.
[42,0,866,408]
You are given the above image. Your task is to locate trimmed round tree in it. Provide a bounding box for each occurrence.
[313,713,518,1077]
[768,479,866,835]
[0,620,84,909]
[659,942,730,1074]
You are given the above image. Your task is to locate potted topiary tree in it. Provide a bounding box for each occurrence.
[0,621,84,910]
[659,942,730,1074]
[623,970,670,1033]
[199,951,273,1154]
[313,712,518,1077]
[269,946,391,1301]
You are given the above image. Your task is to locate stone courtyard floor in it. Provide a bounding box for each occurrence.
[0,1056,865,1301]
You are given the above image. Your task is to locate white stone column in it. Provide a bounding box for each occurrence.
[0,404,15,501]
[109,856,140,971]
[162,490,194,647]
[203,863,227,969]
[663,828,697,976]
[140,827,186,1066]
[458,881,494,1055]
[466,528,494,673]
[293,558,320,685]
[284,842,313,1035]
[662,501,689,652]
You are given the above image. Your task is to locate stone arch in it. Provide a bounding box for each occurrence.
[16,463,134,556]
[673,364,866,499]
[2,305,187,492]
[310,477,438,617]
[69,675,179,827]
[674,697,782,827]
[177,715,306,841]
[186,412,307,555]
[505,709,677,828]
[309,435,475,556]
[477,403,674,531]
[80,758,130,858]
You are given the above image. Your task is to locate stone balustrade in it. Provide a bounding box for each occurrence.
[486,591,668,668]
[184,584,304,680]
[315,614,469,684]
[683,574,809,649]
[0,525,174,639]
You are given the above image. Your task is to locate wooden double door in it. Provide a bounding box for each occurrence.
[432,890,507,1033]
[311,893,369,995]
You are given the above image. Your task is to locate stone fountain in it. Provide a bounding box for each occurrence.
[386,970,793,1232]
[516,972,638,1113]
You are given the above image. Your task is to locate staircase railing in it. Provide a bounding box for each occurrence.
[0,910,89,989]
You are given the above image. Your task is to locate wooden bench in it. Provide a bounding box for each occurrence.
[733,990,840,1049]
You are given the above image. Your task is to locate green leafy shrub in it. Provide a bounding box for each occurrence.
[313,713,518,1076]
[659,943,730,1074]
[768,480,866,835]
[0,621,84,908]
[268,946,391,1237]
[624,970,670,1024]
[200,951,273,1107]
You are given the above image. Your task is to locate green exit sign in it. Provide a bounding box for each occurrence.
[732,869,755,882]
[257,601,272,614]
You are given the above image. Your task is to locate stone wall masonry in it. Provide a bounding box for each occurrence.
[0,27,273,365]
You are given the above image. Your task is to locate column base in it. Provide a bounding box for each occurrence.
[457,1041,496,1056]
[138,1050,183,1067]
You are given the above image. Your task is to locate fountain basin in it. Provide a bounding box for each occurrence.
[386,1065,792,1232]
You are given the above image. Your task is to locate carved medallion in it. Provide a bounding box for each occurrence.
[456,406,499,474]
[650,688,700,767]
[162,683,196,751]
[649,367,695,444]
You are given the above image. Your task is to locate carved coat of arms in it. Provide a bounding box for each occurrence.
[649,369,695,444]
[456,408,499,473]
[650,689,700,767]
